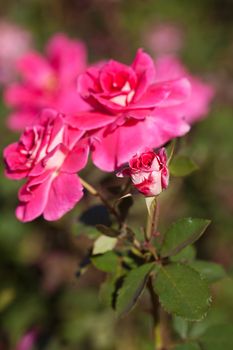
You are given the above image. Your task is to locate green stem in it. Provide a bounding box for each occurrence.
[145,197,159,259]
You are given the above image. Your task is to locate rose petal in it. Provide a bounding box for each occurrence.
[43,173,83,221]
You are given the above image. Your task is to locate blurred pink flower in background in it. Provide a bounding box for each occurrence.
[144,23,184,56]
[0,20,33,85]
[155,55,215,123]
[5,33,89,130]
[15,329,38,350]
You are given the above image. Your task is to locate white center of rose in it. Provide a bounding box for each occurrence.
[46,149,66,170]
[110,81,135,106]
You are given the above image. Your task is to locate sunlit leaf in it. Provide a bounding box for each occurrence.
[161,218,210,258]
[92,235,117,255]
[153,264,211,321]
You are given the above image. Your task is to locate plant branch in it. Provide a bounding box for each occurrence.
[145,198,159,260]
[79,177,121,222]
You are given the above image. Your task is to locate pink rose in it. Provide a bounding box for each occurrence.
[117,148,169,197]
[4,33,89,130]
[74,49,191,171]
[78,49,190,113]
[4,109,89,222]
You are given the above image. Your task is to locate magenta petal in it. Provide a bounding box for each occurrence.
[67,112,116,130]
[43,174,83,221]
[46,34,87,85]
[132,78,191,109]
[77,68,100,98]
[16,174,53,222]
[132,49,156,79]
[178,77,215,123]
[17,52,54,88]
[154,55,215,123]
[62,139,89,173]
[92,112,190,171]
[3,143,29,179]
[4,84,41,107]
[7,110,38,131]
[57,88,90,115]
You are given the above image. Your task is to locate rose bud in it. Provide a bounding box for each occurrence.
[117,148,169,197]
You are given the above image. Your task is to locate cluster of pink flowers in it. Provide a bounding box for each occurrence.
[3,33,214,222]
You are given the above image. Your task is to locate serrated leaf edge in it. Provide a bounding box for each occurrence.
[153,263,212,322]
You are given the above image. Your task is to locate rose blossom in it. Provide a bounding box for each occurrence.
[77,48,190,113]
[4,109,89,222]
[75,49,191,171]
[4,33,89,130]
[117,148,169,197]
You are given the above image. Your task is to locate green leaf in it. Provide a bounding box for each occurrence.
[171,245,196,263]
[95,224,120,237]
[99,276,117,307]
[161,218,210,258]
[173,342,201,350]
[170,155,198,177]
[200,324,233,350]
[173,316,189,339]
[116,263,155,317]
[92,235,117,255]
[153,264,211,321]
[91,252,118,273]
[189,260,226,283]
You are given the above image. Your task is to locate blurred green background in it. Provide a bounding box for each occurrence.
[0,0,233,349]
